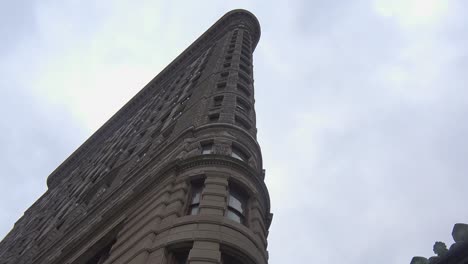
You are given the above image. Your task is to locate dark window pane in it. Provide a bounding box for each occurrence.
[86,240,115,264]
[222,254,244,264]
[173,251,189,264]
[226,209,242,223]
[228,195,243,214]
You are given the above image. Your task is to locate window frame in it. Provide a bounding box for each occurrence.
[226,183,248,225]
[187,181,203,216]
[201,142,213,155]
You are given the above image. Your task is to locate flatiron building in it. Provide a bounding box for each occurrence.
[0,9,272,264]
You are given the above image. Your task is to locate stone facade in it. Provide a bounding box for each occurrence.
[0,9,272,264]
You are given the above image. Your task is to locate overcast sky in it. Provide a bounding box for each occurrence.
[1,0,468,263]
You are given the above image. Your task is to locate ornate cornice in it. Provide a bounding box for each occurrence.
[46,9,261,188]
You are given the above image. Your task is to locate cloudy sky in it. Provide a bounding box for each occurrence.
[1,0,468,263]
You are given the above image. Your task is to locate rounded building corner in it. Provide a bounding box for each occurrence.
[220,9,261,49]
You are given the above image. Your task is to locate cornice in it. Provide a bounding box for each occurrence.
[35,155,270,264]
[46,9,261,189]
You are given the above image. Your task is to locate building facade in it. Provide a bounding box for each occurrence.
[0,9,272,264]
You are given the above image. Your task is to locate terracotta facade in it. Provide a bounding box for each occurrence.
[0,10,272,264]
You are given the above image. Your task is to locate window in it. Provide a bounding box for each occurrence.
[238,72,250,85]
[231,146,248,162]
[223,62,231,68]
[217,82,227,89]
[226,184,248,224]
[188,181,203,215]
[236,83,250,97]
[240,55,250,66]
[208,113,220,122]
[169,251,189,264]
[86,240,116,264]
[241,49,250,59]
[213,96,224,107]
[201,143,213,154]
[239,64,250,75]
[236,98,250,113]
[160,112,170,124]
[127,146,136,157]
[221,254,244,264]
[235,116,251,130]
[221,71,229,78]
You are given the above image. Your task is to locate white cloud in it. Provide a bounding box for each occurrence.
[374,0,449,28]
[31,0,189,131]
